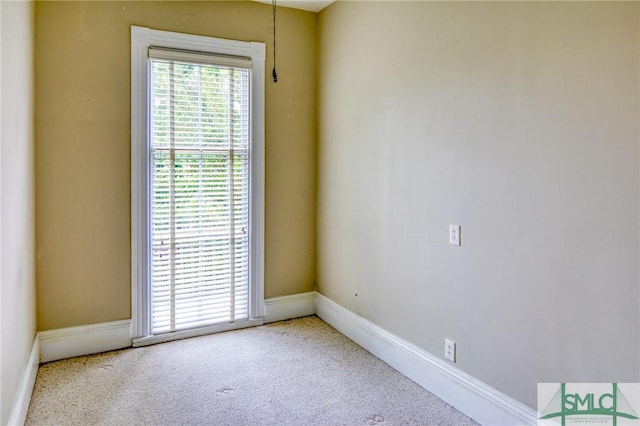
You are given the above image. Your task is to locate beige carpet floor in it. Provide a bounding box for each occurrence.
[26,316,478,425]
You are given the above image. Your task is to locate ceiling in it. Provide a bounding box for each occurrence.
[254,0,335,13]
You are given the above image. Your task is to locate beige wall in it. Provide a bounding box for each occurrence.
[32,0,640,413]
[1,1,36,423]
[318,1,639,409]
[35,1,317,330]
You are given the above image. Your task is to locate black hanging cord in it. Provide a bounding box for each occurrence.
[272,0,278,83]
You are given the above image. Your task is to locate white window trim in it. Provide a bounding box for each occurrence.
[130,26,265,341]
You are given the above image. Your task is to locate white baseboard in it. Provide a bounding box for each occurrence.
[7,335,40,426]
[314,292,538,426]
[40,292,317,361]
[264,291,316,323]
[39,319,132,363]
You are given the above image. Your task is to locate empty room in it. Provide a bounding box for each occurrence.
[1,0,639,425]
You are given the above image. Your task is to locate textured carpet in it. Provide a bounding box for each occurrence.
[26,316,478,425]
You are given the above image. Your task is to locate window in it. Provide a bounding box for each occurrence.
[131,27,265,345]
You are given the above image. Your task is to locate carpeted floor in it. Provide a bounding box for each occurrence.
[26,316,478,425]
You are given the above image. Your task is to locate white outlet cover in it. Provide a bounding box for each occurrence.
[445,338,456,362]
[449,225,461,246]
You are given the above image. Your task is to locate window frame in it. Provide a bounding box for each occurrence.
[130,26,265,343]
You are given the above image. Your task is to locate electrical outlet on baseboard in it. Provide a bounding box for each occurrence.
[444,338,456,362]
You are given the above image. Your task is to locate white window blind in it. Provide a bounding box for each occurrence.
[149,48,251,335]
